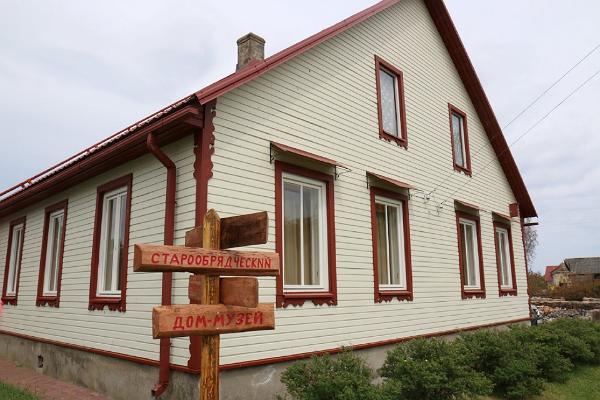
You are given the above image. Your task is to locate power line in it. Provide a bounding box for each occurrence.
[438,67,600,208]
[428,42,600,198]
[502,42,600,130]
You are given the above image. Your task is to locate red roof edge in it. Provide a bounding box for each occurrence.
[271,141,345,168]
[544,265,560,282]
[195,0,400,104]
[424,0,537,218]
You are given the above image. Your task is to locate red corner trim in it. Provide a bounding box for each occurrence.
[271,142,345,168]
[370,187,413,303]
[274,161,337,308]
[88,174,132,312]
[36,200,68,308]
[375,56,408,148]
[1,217,26,306]
[448,104,472,176]
[493,221,518,297]
[455,210,486,299]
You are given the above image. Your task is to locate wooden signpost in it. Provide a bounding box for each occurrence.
[134,209,278,400]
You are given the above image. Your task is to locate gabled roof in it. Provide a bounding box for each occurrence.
[0,0,537,218]
[564,258,600,275]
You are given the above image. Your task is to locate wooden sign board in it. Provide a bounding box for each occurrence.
[152,303,275,339]
[185,211,268,249]
[134,244,279,276]
[188,276,259,308]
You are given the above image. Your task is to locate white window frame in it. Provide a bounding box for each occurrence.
[281,172,329,293]
[459,218,481,290]
[42,210,65,296]
[96,186,128,297]
[6,223,24,296]
[379,66,402,138]
[452,112,468,168]
[496,227,513,289]
[375,196,407,291]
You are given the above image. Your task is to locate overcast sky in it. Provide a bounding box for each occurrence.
[1,0,599,273]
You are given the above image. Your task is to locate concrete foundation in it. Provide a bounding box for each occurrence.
[0,321,526,400]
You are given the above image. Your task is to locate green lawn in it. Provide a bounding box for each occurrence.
[483,366,600,400]
[0,382,39,400]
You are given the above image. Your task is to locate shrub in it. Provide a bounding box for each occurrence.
[544,318,600,364]
[379,338,492,400]
[456,330,544,399]
[278,351,383,400]
[550,282,600,301]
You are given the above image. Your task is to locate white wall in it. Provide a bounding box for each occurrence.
[207,0,529,366]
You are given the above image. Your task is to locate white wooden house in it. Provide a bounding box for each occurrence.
[0,1,537,399]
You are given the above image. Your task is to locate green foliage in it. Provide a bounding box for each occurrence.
[0,383,39,400]
[278,351,384,400]
[277,318,600,400]
[379,338,492,400]
[456,330,545,399]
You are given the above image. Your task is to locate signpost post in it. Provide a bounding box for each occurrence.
[134,209,278,400]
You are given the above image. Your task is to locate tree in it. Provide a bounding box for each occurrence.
[523,226,538,269]
[527,271,547,296]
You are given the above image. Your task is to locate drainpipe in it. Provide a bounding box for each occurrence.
[146,133,176,397]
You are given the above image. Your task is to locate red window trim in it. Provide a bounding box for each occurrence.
[493,221,518,297]
[36,200,68,308]
[88,174,132,312]
[448,104,472,176]
[1,216,26,306]
[274,161,337,308]
[370,187,413,303]
[455,210,486,299]
[375,56,408,148]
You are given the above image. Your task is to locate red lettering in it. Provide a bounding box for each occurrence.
[236,313,245,325]
[151,253,159,263]
[202,256,209,266]
[171,254,180,265]
[225,257,232,268]
[245,313,252,325]
[253,312,263,324]
[257,258,263,269]
[162,253,169,264]
[213,314,225,327]
[251,258,257,269]
[195,316,207,328]
[181,254,188,264]
[265,258,271,268]
[186,316,194,328]
[195,255,202,265]
[173,317,185,330]
[210,255,217,266]
[226,313,235,325]
[188,255,194,265]
[217,256,224,267]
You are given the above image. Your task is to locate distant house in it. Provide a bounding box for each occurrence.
[544,265,560,284]
[549,258,600,287]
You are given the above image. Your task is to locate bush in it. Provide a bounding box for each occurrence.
[456,330,544,399]
[379,338,492,400]
[278,351,383,400]
[550,282,600,301]
[544,318,600,364]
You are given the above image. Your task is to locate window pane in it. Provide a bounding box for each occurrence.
[452,114,465,167]
[7,226,22,294]
[103,198,116,292]
[283,182,301,285]
[47,214,63,293]
[117,194,127,291]
[380,69,399,136]
[498,231,511,287]
[303,186,320,286]
[387,205,401,285]
[461,222,478,287]
[466,224,477,286]
[376,203,388,285]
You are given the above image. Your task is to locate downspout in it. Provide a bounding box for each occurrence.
[146,133,176,397]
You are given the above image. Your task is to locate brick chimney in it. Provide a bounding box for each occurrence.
[236,33,265,71]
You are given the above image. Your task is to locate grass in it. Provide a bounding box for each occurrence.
[0,382,39,400]
[482,365,600,400]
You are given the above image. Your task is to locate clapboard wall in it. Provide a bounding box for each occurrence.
[206,0,529,366]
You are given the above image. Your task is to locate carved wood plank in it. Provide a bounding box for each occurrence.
[152,303,275,339]
[220,277,259,308]
[185,211,268,249]
[133,244,279,276]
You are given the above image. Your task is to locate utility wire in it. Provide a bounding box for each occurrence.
[427,42,600,198]
[438,67,600,208]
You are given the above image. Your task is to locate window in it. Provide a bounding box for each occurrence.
[449,104,472,175]
[375,56,407,147]
[2,217,26,305]
[371,187,412,302]
[456,212,485,299]
[36,200,68,307]
[89,174,132,312]
[494,221,517,296]
[275,161,337,308]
